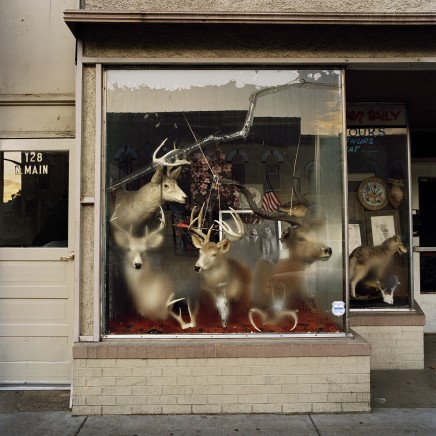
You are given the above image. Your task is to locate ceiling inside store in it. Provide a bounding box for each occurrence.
[346,70,436,159]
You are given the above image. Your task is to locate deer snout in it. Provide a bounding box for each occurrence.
[324,247,332,257]
[134,262,142,269]
[194,265,201,272]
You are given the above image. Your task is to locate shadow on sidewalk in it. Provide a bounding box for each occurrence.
[371,333,436,408]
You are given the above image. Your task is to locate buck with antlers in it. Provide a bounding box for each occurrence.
[188,204,251,328]
[112,139,190,236]
[111,205,195,329]
[221,178,332,319]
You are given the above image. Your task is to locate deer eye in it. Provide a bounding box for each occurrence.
[211,253,217,257]
[297,236,305,242]
[163,183,169,188]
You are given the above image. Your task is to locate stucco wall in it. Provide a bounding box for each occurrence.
[80,66,97,337]
[82,0,436,14]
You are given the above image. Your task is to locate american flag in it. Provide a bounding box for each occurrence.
[261,176,282,212]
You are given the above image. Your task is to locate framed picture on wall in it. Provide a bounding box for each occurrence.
[348,220,365,253]
[365,210,401,246]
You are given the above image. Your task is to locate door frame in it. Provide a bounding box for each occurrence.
[0,138,75,261]
[0,137,76,384]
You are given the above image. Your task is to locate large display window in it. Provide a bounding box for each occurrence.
[104,69,346,336]
[347,104,412,309]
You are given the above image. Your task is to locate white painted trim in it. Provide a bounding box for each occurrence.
[0,138,74,261]
[0,94,75,106]
[406,109,415,309]
[80,196,95,205]
[73,40,83,344]
[93,64,103,342]
[104,333,351,339]
[0,384,70,391]
[79,335,95,342]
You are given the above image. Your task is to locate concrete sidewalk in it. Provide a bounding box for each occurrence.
[0,335,435,435]
[0,408,435,436]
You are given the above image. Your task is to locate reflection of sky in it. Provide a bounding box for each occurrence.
[106,70,342,136]
[3,152,22,203]
[107,70,301,91]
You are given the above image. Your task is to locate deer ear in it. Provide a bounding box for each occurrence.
[190,234,203,249]
[218,239,231,253]
[151,166,163,183]
[145,233,164,250]
[168,166,182,180]
[113,229,128,249]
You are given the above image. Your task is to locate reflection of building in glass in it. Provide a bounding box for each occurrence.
[0,151,69,247]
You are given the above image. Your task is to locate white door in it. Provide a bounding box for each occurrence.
[0,139,75,385]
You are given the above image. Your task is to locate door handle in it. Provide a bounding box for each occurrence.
[60,251,75,261]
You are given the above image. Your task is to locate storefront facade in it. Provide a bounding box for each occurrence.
[1,0,436,415]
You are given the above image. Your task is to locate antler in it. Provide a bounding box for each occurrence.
[144,206,166,242]
[220,178,326,228]
[188,203,213,244]
[220,178,302,227]
[152,138,191,167]
[215,208,244,241]
[110,203,132,236]
[168,295,197,330]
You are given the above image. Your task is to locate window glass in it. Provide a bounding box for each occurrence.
[105,69,345,335]
[0,151,69,247]
[347,104,411,308]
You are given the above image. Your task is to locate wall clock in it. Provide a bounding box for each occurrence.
[239,186,262,208]
[357,176,388,210]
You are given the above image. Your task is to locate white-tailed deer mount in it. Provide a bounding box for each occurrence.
[188,204,251,328]
[112,139,190,236]
[111,205,195,329]
[249,283,298,332]
[349,235,407,299]
[221,178,332,311]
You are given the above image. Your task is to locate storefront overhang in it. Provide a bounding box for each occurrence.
[64,10,436,37]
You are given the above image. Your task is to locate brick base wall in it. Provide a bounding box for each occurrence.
[71,335,370,415]
[352,325,424,369]
[351,303,426,370]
